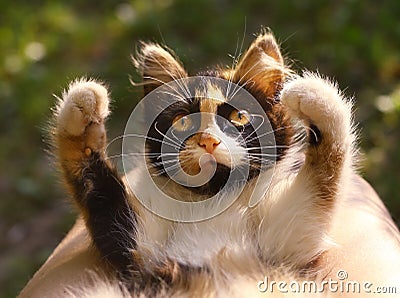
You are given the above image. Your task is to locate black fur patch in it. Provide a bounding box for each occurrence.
[67,153,137,276]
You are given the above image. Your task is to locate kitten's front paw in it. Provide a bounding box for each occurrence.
[280,73,352,141]
[56,79,110,153]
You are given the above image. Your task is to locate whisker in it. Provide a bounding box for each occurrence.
[247,152,280,156]
[124,133,181,150]
[229,69,261,100]
[155,152,180,158]
[106,152,180,161]
[143,75,189,102]
[153,59,191,99]
[225,26,243,100]
[170,129,182,142]
[151,161,183,177]
[150,159,180,168]
[230,62,284,102]
[174,77,191,100]
[236,114,265,143]
[130,76,166,88]
[158,168,180,190]
[238,18,247,63]
[154,123,182,147]
[243,145,290,151]
[247,159,275,167]
[228,59,262,99]
[157,90,187,102]
[142,75,167,85]
[169,74,191,100]
[248,151,280,156]
[247,156,276,164]
[247,155,279,161]
[243,125,292,144]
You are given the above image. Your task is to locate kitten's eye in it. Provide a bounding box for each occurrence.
[229,110,251,126]
[172,114,193,132]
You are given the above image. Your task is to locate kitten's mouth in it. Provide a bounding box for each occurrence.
[165,151,230,196]
[184,162,231,196]
[198,153,217,168]
[171,153,217,188]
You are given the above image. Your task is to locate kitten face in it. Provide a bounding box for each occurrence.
[144,79,289,198]
[136,32,294,198]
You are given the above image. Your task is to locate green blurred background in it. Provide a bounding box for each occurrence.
[1,0,400,296]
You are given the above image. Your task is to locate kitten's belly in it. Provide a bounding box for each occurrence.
[135,195,257,267]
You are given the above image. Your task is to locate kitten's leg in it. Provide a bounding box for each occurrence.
[258,73,354,267]
[53,79,137,275]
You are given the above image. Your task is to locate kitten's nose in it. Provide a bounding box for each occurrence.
[198,133,221,153]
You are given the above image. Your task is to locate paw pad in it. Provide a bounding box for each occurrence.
[57,80,110,136]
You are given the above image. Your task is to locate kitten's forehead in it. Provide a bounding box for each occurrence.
[196,81,226,114]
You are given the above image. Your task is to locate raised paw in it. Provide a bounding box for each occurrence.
[56,79,110,155]
[280,73,352,141]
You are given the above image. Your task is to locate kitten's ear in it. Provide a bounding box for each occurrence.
[231,31,288,99]
[133,43,188,95]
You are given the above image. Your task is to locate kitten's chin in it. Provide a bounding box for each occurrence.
[183,163,232,196]
[149,158,265,201]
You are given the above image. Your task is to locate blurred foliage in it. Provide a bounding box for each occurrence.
[1,0,400,296]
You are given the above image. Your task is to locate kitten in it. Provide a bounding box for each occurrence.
[52,31,358,296]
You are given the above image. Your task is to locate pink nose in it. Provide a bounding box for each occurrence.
[198,133,221,153]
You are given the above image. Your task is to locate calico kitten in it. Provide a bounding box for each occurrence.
[52,31,355,296]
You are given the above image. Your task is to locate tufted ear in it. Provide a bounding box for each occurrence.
[133,43,188,95]
[230,31,289,100]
